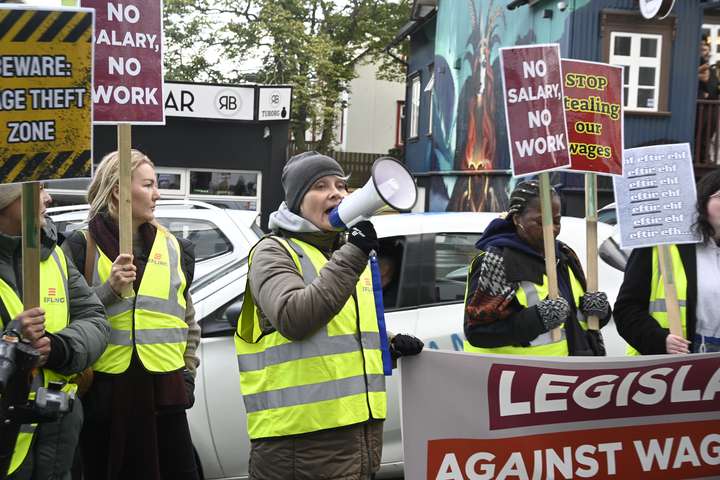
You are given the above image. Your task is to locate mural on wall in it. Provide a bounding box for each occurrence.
[430,0,592,213]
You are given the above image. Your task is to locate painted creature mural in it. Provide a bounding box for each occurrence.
[429,0,593,213]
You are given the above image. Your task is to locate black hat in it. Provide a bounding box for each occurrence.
[282,151,346,214]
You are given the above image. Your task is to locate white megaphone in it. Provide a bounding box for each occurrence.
[329,157,417,230]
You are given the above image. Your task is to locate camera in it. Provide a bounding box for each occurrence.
[0,329,74,478]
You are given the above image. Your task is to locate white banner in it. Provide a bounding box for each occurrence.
[400,350,720,480]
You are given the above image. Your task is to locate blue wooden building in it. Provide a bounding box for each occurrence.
[389,0,720,215]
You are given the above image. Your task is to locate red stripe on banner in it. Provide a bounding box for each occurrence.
[427,420,720,480]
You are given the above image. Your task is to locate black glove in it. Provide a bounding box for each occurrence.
[579,292,610,318]
[536,297,570,332]
[182,369,196,409]
[347,221,379,256]
[390,334,424,360]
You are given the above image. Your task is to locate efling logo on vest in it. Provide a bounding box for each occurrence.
[150,252,168,266]
[44,287,65,304]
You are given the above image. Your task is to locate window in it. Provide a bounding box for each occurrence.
[200,294,243,337]
[432,233,482,303]
[703,21,720,65]
[409,75,420,138]
[601,10,674,114]
[189,170,258,197]
[609,32,662,111]
[160,218,233,261]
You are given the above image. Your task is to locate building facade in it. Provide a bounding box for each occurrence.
[398,0,719,216]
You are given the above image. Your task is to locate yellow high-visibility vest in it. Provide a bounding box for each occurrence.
[88,228,188,373]
[0,246,75,475]
[235,237,387,440]
[463,251,586,356]
[627,245,688,355]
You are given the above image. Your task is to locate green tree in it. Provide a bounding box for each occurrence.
[164,0,410,152]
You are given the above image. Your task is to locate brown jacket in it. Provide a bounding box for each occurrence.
[247,230,384,479]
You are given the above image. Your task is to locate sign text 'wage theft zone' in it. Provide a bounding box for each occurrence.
[0,5,93,182]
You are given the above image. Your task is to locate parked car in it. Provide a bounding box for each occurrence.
[48,205,627,479]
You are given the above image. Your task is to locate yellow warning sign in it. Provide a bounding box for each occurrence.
[0,6,94,183]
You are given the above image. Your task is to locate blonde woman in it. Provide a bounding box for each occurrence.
[61,150,200,480]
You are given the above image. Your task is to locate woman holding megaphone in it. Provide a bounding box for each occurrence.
[61,150,200,480]
[235,151,422,479]
[463,180,612,357]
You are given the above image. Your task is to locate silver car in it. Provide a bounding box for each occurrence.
[49,205,626,479]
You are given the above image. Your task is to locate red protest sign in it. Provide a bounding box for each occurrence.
[500,44,570,177]
[82,0,164,124]
[562,59,623,175]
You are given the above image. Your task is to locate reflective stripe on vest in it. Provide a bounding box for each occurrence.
[463,253,584,357]
[89,228,188,373]
[0,247,74,475]
[234,237,387,439]
[627,245,688,356]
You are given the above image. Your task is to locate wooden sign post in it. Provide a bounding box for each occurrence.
[539,173,561,342]
[118,124,133,254]
[585,173,600,330]
[657,244,683,336]
[21,183,40,310]
[118,124,133,297]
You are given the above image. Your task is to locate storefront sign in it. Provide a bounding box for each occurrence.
[500,44,570,176]
[257,86,291,121]
[82,0,164,124]
[639,0,675,20]
[562,59,623,176]
[400,350,720,480]
[0,5,93,183]
[613,143,700,249]
[164,82,255,121]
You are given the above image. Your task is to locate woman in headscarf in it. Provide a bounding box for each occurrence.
[463,180,611,356]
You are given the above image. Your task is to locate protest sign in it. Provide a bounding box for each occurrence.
[82,0,164,124]
[562,59,623,176]
[613,143,700,250]
[400,350,720,480]
[500,44,570,177]
[0,5,93,183]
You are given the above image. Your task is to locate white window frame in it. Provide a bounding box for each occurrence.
[188,167,261,204]
[155,167,188,197]
[409,75,420,139]
[609,31,662,112]
[425,67,434,136]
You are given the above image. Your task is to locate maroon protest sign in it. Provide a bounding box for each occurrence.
[562,59,623,175]
[500,44,570,177]
[82,0,164,124]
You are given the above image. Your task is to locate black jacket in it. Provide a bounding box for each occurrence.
[614,244,697,355]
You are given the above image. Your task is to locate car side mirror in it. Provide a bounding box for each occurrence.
[224,299,243,330]
[599,235,629,272]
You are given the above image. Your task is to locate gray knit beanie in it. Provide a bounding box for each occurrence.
[0,183,22,211]
[282,151,346,213]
